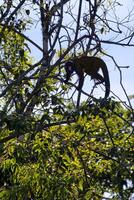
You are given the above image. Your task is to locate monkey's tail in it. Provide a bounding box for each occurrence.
[102,63,110,99]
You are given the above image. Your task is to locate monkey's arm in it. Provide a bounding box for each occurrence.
[64,67,73,83]
[64,73,71,83]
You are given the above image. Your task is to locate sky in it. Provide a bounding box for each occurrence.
[31,0,134,106]
[103,0,134,100]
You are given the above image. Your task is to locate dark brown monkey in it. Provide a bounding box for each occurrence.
[64,56,110,99]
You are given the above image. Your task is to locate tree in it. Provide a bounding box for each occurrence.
[0,0,133,199]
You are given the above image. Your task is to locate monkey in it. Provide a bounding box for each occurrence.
[64,55,110,99]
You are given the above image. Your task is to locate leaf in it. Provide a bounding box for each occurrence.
[100,27,104,34]
[25,9,30,15]
[78,179,83,191]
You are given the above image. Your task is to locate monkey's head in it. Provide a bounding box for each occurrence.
[64,61,75,83]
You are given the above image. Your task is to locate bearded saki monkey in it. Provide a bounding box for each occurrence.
[64,56,110,99]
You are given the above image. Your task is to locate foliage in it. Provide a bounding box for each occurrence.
[0,101,133,199]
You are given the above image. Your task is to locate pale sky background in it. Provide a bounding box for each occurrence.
[27,0,134,107]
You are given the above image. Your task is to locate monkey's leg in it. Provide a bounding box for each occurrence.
[76,76,84,108]
[92,73,104,85]
[77,90,81,108]
[92,73,109,99]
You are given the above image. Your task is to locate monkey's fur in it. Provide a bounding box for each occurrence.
[64,56,110,99]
